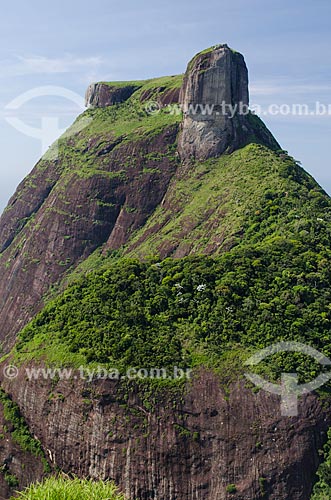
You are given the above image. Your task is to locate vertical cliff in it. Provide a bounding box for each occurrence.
[0,368,329,500]
[178,44,279,160]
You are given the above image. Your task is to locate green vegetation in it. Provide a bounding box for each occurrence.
[125,144,328,258]
[187,44,234,71]
[259,476,267,496]
[11,476,125,500]
[226,483,237,494]
[9,142,331,388]
[62,73,183,150]
[13,216,331,385]
[99,74,183,92]
[37,74,183,186]
[0,389,50,472]
[5,473,19,488]
[311,428,331,499]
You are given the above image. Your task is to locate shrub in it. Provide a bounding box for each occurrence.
[226,483,237,494]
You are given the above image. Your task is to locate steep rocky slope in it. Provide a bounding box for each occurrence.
[0,44,330,500]
[0,389,47,498]
[1,368,330,500]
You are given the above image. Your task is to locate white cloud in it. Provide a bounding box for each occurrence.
[0,54,104,78]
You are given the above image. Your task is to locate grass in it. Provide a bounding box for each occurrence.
[124,143,327,258]
[62,73,183,148]
[99,74,183,91]
[11,476,125,500]
[226,483,237,494]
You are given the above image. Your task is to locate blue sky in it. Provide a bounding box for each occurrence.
[0,0,330,211]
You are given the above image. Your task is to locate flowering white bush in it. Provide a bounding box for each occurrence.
[196,284,207,292]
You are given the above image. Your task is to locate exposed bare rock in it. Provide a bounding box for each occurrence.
[178,44,279,160]
[0,403,46,500]
[140,86,181,106]
[85,83,140,108]
[0,366,329,500]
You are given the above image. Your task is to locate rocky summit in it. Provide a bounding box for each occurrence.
[179,44,278,160]
[0,45,331,500]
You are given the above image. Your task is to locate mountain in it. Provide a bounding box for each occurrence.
[0,44,279,352]
[0,44,331,500]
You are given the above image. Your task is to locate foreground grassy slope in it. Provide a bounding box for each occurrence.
[12,477,125,500]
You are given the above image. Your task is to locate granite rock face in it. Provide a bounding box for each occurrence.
[0,366,329,500]
[0,403,45,500]
[179,44,278,160]
[85,83,139,108]
[140,86,181,107]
